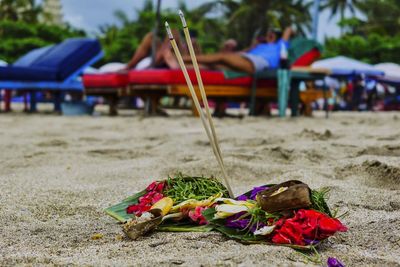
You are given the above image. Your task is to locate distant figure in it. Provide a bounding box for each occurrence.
[124,30,201,70]
[182,27,293,74]
[351,76,364,111]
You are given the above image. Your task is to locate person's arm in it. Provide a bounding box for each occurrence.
[282,27,293,41]
[241,41,259,52]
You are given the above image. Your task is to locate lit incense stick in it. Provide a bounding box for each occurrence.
[165,22,234,198]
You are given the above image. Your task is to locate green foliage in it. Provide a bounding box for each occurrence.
[98,0,312,63]
[324,0,400,64]
[0,20,85,63]
[0,0,42,23]
[310,188,332,217]
[164,173,229,203]
[356,0,400,36]
[0,0,85,63]
[325,34,400,64]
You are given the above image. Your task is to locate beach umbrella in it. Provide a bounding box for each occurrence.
[312,56,384,77]
[374,63,400,86]
[374,63,400,79]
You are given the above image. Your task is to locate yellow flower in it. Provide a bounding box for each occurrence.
[151,197,174,216]
[170,192,223,213]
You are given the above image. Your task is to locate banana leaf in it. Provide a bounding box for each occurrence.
[105,189,147,222]
[158,221,214,232]
[105,191,214,232]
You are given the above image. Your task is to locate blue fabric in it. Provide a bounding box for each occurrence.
[31,38,101,80]
[247,39,289,69]
[0,38,101,82]
[13,46,54,67]
[0,66,58,81]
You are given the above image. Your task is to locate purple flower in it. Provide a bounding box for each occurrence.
[236,195,248,201]
[327,257,345,267]
[224,212,267,233]
[304,239,320,245]
[250,186,268,200]
[225,212,250,230]
[236,186,269,201]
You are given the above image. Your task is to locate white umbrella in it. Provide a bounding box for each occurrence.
[374,63,400,79]
[312,56,384,76]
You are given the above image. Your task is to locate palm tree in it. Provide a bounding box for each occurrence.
[321,0,361,35]
[0,0,42,23]
[215,0,312,48]
[356,0,400,36]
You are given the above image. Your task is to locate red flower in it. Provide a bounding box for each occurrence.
[318,216,348,239]
[146,181,165,192]
[272,209,347,245]
[151,192,164,204]
[272,218,305,245]
[127,181,165,216]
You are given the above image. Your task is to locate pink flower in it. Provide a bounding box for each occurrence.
[188,206,208,225]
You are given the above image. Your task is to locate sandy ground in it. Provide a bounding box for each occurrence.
[0,108,400,266]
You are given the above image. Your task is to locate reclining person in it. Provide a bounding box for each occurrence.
[124,30,201,70]
[182,27,293,74]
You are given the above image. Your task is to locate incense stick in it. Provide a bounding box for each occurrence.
[165,22,234,198]
[178,10,225,166]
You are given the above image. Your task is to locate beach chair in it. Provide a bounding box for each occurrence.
[0,38,103,112]
[83,37,325,116]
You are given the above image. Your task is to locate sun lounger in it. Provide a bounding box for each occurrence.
[83,38,325,116]
[0,38,103,112]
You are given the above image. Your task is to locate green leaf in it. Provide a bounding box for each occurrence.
[157,223,214,232]
[104,189,147,223]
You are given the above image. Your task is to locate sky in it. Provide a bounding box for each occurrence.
[48,0,347,42]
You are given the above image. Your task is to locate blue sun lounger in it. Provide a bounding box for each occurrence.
[0,38,103,112]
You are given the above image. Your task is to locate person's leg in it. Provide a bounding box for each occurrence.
[126,32,156,69]
[156,30,182,69]
[183,53,254,74]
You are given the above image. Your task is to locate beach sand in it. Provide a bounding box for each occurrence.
[0,109,399,266]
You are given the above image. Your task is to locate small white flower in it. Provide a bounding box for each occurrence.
[253,225,276,236]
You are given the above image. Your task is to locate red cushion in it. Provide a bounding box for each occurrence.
[292,48,321,67]
[128,69,251,85]
[83,73,129,88]
[128,69,275,87]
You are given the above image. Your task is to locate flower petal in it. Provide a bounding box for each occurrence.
[253,225,276,236]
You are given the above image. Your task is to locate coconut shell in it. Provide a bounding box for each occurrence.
[256,180,312,213]
[123,209,163,240]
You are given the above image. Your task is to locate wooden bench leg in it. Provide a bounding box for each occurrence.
[290,81,300,117]
[53,92,62,113]
[108,95,118,116]
[29,91,37,113]
[304,101,313,116]
[191,102,199,117]
[4,90,11,112]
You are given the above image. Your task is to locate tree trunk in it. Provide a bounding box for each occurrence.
[340,8,345,36]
